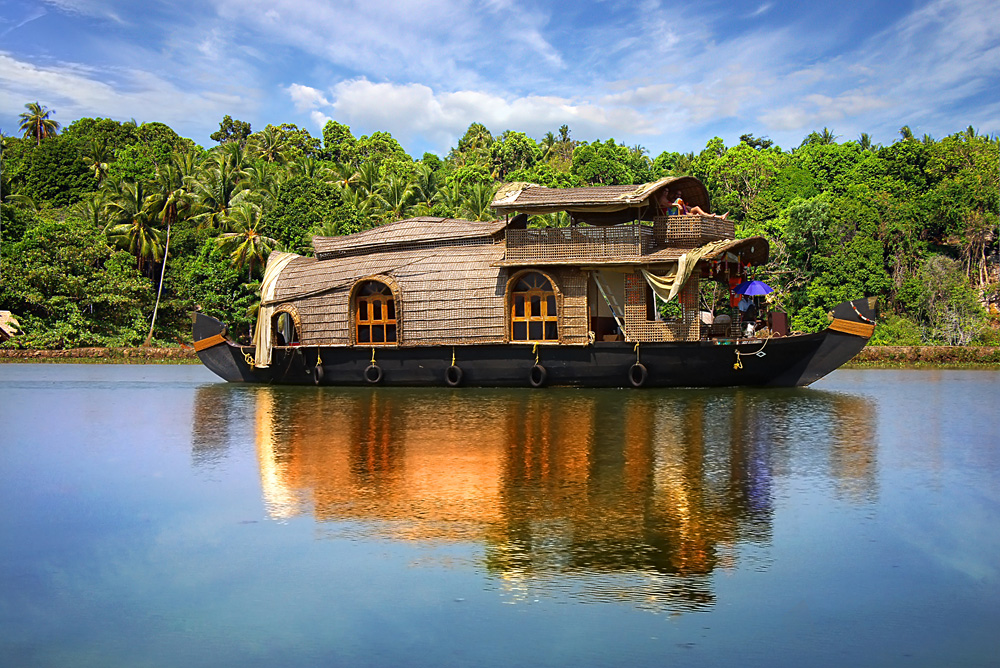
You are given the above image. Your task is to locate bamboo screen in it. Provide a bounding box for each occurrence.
[652,216,735,248]
[505,225,654,264]
[623,272,700,342]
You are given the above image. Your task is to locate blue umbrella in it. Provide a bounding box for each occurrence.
[733,280,773,296]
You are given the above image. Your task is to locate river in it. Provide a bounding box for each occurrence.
[1,365,998,667]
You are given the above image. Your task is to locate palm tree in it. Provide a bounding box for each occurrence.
[219,140,252,172]
[242,160,286,208]
[188,153,249,229]
[329,161,359,190]
[340,184,376,221]
[142,152,197,345]
[377,175,413,220]
[540,131,557,161]
[410,163,440,215]
[18,102,60,145]
[857,133,873,151]
[82,138,112,184]
[248,126,290,165]
[71,191,109,229]
[355,161,382,198]
[461,182,497,221]
[217,202,278,280]
[104,181,164,273]
[436,180,464,218]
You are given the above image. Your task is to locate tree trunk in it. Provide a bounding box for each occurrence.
[144,221,171,347]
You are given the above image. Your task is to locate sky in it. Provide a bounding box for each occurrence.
[1,0,998,158]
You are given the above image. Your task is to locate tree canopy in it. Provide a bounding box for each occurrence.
[1,105,997,349]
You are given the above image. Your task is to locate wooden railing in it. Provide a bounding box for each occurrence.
[505,224,654,263]
[505,216,735,263]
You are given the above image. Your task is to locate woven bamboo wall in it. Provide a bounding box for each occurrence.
[652,216,734,248]
[276,243,509,346]
[623,272,700,342]
[505,225,653,263]
[551,268,589,345]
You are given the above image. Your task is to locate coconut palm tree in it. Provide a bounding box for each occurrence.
[410,163,440,215]
[248,126,290,165]
[188,153,249,229]
[104,181,164,273]
[461,182,497,221]
[18,102,60,145]
[242,160,287,208]
[340,184,376,221]
[436,180,464,218]
[355,161,382,199]
[82,138,112,184]
[217,202,278,280]
[142,152,197,344]
[71,191,109,229]
[377,175,413,220]
[329,161,359,190]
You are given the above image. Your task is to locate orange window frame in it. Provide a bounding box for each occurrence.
[355,286,397,345]
[510,273,559,342]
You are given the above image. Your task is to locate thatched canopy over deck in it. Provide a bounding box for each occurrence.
[314,217,507,260]
[491,176,711,225]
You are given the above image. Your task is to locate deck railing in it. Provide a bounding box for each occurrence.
[505,216,735,263]
[505,224,654,264]
[652,215,734,247]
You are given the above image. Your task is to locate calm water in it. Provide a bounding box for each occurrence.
[1,364,998,668]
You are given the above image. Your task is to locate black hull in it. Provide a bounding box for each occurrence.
[193,298,875,389]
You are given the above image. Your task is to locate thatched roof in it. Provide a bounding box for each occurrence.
[0,311,20,342]
[643,236,770,265]
[491,176,711,225]
[313,217,507,260]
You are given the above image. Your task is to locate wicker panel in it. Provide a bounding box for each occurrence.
[653,215,734,247]
[622,271,700,342]
[506,224,653,264]
[552,268,589,345]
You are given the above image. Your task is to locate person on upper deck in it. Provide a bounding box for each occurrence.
[656,190,727,218]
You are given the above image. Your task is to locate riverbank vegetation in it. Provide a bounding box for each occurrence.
[1,103,997,349]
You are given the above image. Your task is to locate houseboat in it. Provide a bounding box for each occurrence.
[193,176,877,387]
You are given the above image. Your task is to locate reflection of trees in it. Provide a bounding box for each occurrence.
[191,385,877,611]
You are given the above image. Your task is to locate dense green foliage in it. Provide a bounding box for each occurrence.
[1,109,997,348]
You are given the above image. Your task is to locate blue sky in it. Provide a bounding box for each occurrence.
[1,0,998,158]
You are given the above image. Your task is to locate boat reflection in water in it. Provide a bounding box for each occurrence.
[193,386,876,612]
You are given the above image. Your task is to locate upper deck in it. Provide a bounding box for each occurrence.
[502,215,736,266]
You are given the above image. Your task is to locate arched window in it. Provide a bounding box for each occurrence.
[356,280,397,344]
[272,311,299,346]
[510,272,559,342]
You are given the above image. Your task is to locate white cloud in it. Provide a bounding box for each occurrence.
[287,77,705,154]
[0,51,244,133]
[41,0,125,23]
[287,84,331,111]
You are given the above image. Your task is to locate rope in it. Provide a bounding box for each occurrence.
[533,342,539,365]
[451,347,456,366]
[634,342,641,364]
[371,347,377,365]
[244,352,256,366]
[733,336,769,371]
[316,349,323,367]
[850,300,875,323]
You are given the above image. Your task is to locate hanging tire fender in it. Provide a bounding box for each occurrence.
[364,364,383,384]
[445,364,463,387]
[629,362,648,388]
[529,364,547,388]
